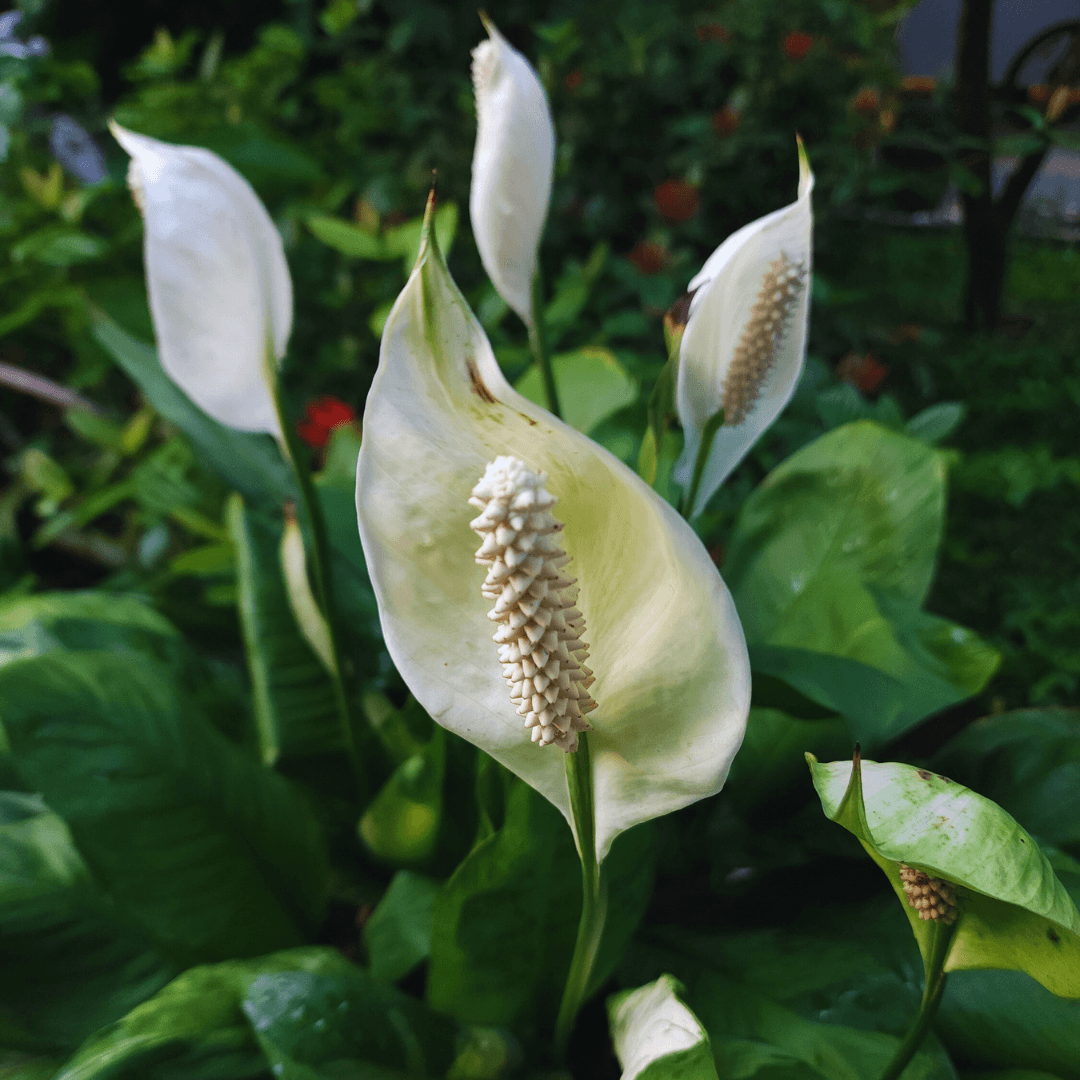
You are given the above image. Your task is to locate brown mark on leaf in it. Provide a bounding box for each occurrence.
[466,355,497,403]
[917,769,933,780]
[1049,928,1061,945]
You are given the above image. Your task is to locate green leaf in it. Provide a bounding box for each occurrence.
[906,403,966,445]
[543,242,608,347]
[88,306,292,507]
[306,214,388,259]
[725,422,999,744]
[428,780,655,1026]
[52,948,348,1080]
[933,708,1080,848]
[364,870,440,983]
[807,753,1080,997]
[937,969,1080,1079]
[514,346,636,435]
[608,975,719,1080]
[10,226,108,267]
[359,728,446,866]
[227,495,342,766]
[0,591,181,671]
[0,651,330,967]
[0,801,175,1050]
[242,967,457,1079]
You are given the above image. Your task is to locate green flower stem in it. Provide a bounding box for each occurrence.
[273,387,362,788]
[528,272,562,420]
[554,733,608,1060]
[680,408,725,520]
[878,917,959,1080]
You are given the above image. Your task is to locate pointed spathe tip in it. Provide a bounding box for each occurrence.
[414,175,442,271]
[853,742,862,764]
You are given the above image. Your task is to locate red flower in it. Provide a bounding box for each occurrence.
[712,105,740,136]
[852,86,881,115]
[297,395,356,448]
[654,179,700,223]
[836,352,888,395]
[627,241,667,275]
[696,23,732,43]
[564,69,584,92]
[782,31,814,61]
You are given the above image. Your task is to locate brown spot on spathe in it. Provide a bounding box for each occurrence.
[466,355,497,404]
[917,769,932,780]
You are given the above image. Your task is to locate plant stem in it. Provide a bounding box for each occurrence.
[878,919,958,1080]
[273,387,362,788]
[680,408,725,520]
[554,733,607,1060]
[528,272,561,419]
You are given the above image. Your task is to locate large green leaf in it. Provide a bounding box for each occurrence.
[0,651,330,967]
[89,306,292,506]
[933,709,1080,849]
[808,753,1080,996]
[0,797,175,1050]
[52,948,347,1080]
[427,780,656,1026]
[227,495,343,766]
[242,967,457,1079]
[724,422,999,745]
[608,975,719,1080]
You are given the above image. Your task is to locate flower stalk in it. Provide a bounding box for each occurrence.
[528,272,561,419]
[878,916,958,1080]
[554,733,608,1060]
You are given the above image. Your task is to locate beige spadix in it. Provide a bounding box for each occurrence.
[355,197,750,862]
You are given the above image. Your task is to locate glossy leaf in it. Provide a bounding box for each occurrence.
[808,754,1080,997]
[0,650,331,967]
[355,201,749,862]
[242,967,457,1079]
[226,494,342,765]
[52,948,348,1080]
[608,975,719,1080]
[725,422,999,744]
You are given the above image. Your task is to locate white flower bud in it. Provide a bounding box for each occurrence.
[110,123,292,436]
[470,18,555,325]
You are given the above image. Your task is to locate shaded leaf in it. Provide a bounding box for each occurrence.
[364,871,440,984]
[0,651,330,967]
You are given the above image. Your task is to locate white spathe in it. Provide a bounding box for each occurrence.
[675,141,814,517]
[470,17,554,325]
[355,201,750,863]
[111,124,292,436]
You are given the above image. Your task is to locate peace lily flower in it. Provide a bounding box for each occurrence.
[674,141,814,517]
[470,15,555,325]
[355,196,750,863]
[110,123,292,436]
